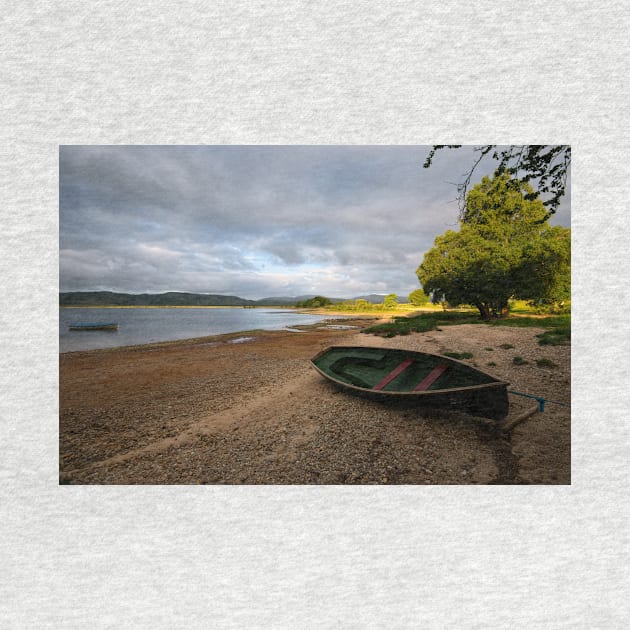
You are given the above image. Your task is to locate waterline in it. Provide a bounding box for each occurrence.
[60,307,347,352]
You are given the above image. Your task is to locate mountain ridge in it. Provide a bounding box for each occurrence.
[59,291,392,306]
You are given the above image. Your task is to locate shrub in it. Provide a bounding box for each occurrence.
[444,351,474,360]
[295,296,332,308]
[536,358,558,368]
[383,293,399,308]
[408,288,430,306]
[537,324,570,345]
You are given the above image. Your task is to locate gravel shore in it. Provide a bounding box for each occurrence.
[60,318,570,484]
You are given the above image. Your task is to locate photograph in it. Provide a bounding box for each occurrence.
[59,144,571,485]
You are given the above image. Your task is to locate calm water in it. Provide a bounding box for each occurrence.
[60,307,344,352]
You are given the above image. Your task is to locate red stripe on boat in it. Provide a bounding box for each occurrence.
[413,364,449,391]
[372,358,414,391]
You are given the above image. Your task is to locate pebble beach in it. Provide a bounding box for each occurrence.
[59,318,570,485]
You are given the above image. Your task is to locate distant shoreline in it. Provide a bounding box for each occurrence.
[60,304,440,318]
[59,305,297,309]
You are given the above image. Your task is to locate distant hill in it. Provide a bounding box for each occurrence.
[352,294,388,304]
[59,291,393,307]
[59,291,256,307]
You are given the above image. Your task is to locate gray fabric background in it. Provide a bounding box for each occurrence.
[2,1,628,627]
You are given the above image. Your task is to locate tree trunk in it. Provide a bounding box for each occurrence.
[477,301,509,319]
[495,299,510,318]
[475,303,492,320]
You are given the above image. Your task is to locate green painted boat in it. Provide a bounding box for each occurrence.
[311,346,510,420]
[69,322,119,331]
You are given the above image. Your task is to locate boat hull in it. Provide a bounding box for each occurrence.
[69,322,118,331]
[311,346,509,421]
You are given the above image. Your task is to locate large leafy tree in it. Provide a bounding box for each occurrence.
[423,145,570,218]
[417,173,570,319]
[516,226,571,306]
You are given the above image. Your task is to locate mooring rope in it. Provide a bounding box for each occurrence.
[508,390,571,412]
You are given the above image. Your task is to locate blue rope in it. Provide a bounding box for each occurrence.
[508,390,571,412]
[508,390,546,412]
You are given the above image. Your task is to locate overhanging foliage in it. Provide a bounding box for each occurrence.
[423,145,570,218]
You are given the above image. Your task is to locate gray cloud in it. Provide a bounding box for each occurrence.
[60,145,570,299]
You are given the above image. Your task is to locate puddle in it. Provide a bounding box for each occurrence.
[227,336,256,344]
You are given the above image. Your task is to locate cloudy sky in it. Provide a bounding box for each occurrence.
[59,145,571,300]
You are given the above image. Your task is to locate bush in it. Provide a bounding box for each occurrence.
[444,351,474,360]
[383,294,398,309]
[537,324,570,345]
[536,358,558,368]
[408,288,430,306]
[295,296,332,308]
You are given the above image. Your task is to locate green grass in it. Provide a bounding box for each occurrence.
[362,311,570,346]
[444,351,474,360]
[362,311,480,336]
[536,319,571,345]
[509,299,571,315]
[536,358,558,368]
[487,314,569,330]
[512,356,528,365]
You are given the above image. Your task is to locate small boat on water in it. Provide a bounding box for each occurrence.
[311,346,509,420]
[68,322,119,331]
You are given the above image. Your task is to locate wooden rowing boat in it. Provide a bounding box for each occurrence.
[311,346,509,420]
[68,322,119,331]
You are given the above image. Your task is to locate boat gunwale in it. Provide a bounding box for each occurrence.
[310,345,509,397]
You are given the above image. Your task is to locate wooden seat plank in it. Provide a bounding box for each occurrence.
[413,364,449,391]
[372,358,414,391]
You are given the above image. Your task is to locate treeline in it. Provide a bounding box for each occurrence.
[296,290,432,311]
[61,289,434,309]
[294,296,333,308]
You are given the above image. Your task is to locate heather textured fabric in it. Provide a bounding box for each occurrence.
[2,2,628,627]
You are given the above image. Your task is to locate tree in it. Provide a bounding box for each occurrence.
[383,293,398,308]
[423,145,570,218]
[516,226,571,308]
[408,288,430,306]
[416,173,570,319]
[295,296,332,308]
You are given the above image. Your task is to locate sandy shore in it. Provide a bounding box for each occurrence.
[59,318,570,484]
